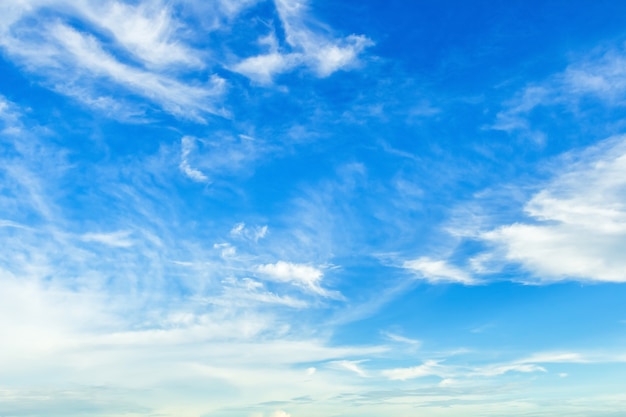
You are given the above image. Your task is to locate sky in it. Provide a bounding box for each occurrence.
[1,0,626,416]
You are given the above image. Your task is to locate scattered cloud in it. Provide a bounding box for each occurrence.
[382,357,548,382]
[78,0,205,69]
[0,1,226,121]
[232,51,300,85]
[330,360,369,377]
[482,136,626,283]
[382,360,443,381]
[274,0,372,76]
[403,257,478,285]
[177,134,270,183]
[493,46,626,136]
[180,136,209,182]
[230,222,269,242]
[381,331,421,346]
[475,363,546,377]
[80,230,134,248]
[211,277,309,309]
[231,0,372,83]
[257,261,341,298]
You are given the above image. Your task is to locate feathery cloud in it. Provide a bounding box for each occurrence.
[403,257,477,285]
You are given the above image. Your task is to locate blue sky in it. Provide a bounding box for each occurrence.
[1,0,626,416]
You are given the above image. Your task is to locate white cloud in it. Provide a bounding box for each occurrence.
[403,257,477,285]
[273,0,372,76]
[255,225,269,240]
[382,331,421,346]
[0,219,33,230]
[180,136,209,182]
[257,262,318,287]
[483,136,626,283]
[520,352,588,364]
[382,360,442,380]
[230,222,269,242]
[51,23,226,117]
[493,47,626,135]
[310,35,372,77]
[232,52,300,85]
[562,49,626,101]
[0,95,22,134]
[0,3,226,120]
[257,261,341,298]
[475,363,546,377]
[214,242,237,258]
[177,133,269,183]
[231,0,372,83]
[80,230,134,248]
[230,222,246,236]
[210,277,309,309]
[77,1,204,69]
[329,360,368,377]
[381,356,550,382]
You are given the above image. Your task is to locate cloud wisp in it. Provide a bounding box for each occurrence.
[231,0,372,84]
[0,2,228,120]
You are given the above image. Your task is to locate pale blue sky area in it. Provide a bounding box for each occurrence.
[1,1,626,416]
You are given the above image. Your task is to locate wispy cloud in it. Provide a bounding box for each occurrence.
[231,0,372,84]
[403,257,478,285]
[0,2,226,121]
[329,360,369,377]
[492,46,626,137]
[230,222,269,242]
[382,358,546,381]
[257,261,342,299]
[382,331,422,346]
[179,136,209,182]
[77,1,205,69]
[382,359,443,380]
[80,230,135,247]
[178,133,271,184]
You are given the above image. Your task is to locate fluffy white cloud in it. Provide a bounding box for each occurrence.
[257,261,341,298]
[483,136,626,282]
[232,52,300,85]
